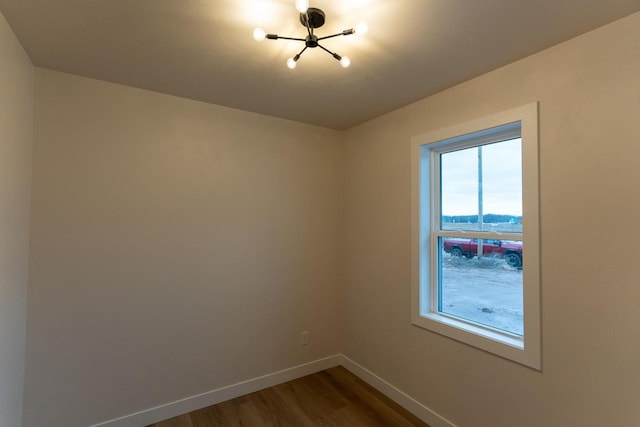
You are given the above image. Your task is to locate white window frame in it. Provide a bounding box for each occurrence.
[410,103,541,370]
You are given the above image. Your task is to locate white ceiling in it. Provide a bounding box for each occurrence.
[1,0,639,129]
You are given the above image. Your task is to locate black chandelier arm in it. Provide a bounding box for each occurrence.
[296,46,308,58]
[266,34,306,42]
[300,12,314,37]
[317,43,343,61]
[317,29,355,41]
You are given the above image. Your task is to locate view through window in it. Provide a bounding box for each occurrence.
[437,138,523,335]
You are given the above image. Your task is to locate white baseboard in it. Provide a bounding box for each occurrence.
[90,354,455,427]
[339,355,457,427]
[90,355,342,427]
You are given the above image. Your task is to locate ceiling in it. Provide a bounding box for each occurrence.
[1,1,639,130]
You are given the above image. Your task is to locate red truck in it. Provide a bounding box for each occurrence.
[443,238,523,268]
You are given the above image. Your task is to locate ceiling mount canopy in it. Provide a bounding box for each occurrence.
[253,0,367,69]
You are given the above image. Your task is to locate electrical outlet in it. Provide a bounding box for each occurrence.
[301,330,309,345]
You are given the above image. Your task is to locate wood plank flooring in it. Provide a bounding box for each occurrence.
[148,366,429,427]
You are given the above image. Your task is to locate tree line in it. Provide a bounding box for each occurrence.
[442,214,522,224]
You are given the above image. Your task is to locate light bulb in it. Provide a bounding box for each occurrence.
[253,28,266,41]
[340,56,351,68]
[355,22,368,35]
[295,0,309,13]
[287,57,298,69]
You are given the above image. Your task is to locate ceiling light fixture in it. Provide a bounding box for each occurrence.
[253,0,367,69]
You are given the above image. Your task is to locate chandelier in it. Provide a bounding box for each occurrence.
[253,0,367,69]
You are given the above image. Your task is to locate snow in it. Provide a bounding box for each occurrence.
[440,254,523,335]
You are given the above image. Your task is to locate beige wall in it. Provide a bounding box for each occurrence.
[343,11,640,427]
[24,69,344,427]
[0,10,33,427]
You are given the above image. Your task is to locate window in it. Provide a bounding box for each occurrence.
[411,103,540,369]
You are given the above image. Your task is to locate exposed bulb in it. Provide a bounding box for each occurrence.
[287,57,298,69]
[253,28,266,41]
[355,22,368,35]
[340,56,351,68]
[295,0,309,13]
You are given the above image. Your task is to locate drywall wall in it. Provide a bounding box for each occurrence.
[24,69,344,427]
[0,10,33,427]
[343,12,640,427]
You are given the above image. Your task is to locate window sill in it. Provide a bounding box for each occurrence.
[412,311,540,370]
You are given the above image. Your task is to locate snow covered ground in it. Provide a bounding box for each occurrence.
[440,254,523,335]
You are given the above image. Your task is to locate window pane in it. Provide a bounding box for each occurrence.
[441,138,522,233]
[438,236,523,335]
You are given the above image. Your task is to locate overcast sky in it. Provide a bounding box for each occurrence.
[441,138,522,216]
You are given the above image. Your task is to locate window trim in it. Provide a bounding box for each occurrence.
[411,103,541,370]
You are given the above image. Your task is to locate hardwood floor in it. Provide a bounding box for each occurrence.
[148,366,429,427]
